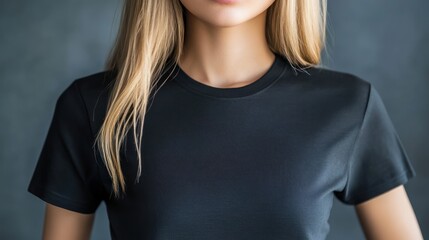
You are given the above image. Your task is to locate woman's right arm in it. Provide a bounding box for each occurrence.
[42,203,95,240]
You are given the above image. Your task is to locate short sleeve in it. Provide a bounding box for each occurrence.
[27,80,103,214]
[334,84,417,205]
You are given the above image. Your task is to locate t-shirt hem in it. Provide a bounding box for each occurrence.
[348,168,416,205]
[27,183,98,214]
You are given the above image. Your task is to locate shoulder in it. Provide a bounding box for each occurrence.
[295,65,370,91]
[58,70,116,102]
[289,65,372,105]
[58,70,117,135]
[72,70,117,95]
[277,64,375,122]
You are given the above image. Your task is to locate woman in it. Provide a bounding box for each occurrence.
[28,0,423,239]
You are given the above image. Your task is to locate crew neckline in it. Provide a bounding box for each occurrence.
[172,53,292,98]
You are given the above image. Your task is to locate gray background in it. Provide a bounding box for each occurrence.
[0,0,427,239]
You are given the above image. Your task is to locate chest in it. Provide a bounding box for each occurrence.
[101,88,356,239]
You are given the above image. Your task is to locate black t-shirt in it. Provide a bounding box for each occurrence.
[28,53,416,239]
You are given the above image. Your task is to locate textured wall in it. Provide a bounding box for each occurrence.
[0,0,427,239]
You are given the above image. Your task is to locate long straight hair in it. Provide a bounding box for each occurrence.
[96,0,328,198]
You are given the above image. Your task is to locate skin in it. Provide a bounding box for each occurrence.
[355,185,423,239]
[42,0,423,239]
[177,0,277,89]
[43,203,94,240]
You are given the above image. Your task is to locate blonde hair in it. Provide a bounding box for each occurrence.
[96,0,328,198]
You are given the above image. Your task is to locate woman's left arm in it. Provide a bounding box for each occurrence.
[354,185,423,240]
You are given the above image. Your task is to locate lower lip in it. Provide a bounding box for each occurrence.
[212,0,239,4]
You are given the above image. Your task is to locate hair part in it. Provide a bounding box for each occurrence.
[96,0,328,198]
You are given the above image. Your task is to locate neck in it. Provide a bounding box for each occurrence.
[178,9,275,88]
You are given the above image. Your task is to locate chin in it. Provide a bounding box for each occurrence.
[180,0,275,28]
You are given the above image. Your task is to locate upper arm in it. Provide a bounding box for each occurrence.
[43,203,95,240]
[27,80,103,211]
[354,185,423,240]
